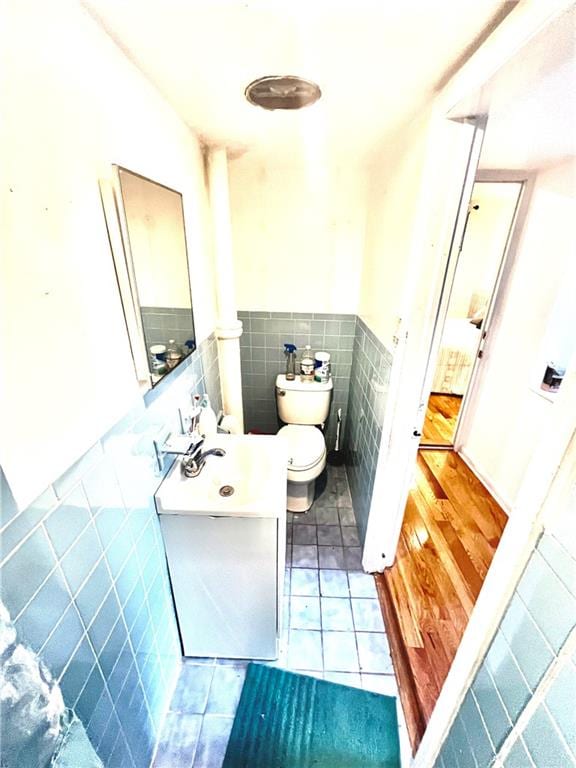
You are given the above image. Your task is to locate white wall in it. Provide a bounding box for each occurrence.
[0,0,217,508]
[459,158,576,510]
[228,150,366,314]
[359,112,433,348]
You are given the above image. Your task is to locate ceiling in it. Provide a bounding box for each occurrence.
[81,0,515,159]
[453,5,576,170]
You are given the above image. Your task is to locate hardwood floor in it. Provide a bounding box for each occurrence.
[420,394,462,446]
[375,450,507,752]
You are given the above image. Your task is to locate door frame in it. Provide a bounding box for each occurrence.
[454,172,536,509]
[420,176,526,451]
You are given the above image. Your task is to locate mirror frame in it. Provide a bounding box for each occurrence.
[99,166,196,393]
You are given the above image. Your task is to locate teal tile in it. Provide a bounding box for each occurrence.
[450,715,476,768]
[52,442,103,500]
[500,594,554,690]
[75,557,112,628]
[460,691,495,768]
[0,486,57,558]
[0,468,19,526]
[15,566,70,651]
[523,704,574,768]
[75,664,105,723]
[472,665,512,751]
[81,458,125,515]
[504,737,534,767]
[44,485,91,557]
[59,636,97,704]
[88,588,121,653]
[485,631,531,721]
[41,604,85,678]
[545,658,576,750]
[538,534,576,597]
[517,550,576,652]
[61,523,103,596]
[0,527,56,617]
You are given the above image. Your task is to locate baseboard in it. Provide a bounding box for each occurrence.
[375,574,426,755]
[458,448,513,516]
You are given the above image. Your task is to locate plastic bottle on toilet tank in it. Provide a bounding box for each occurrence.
[300,345,315,381]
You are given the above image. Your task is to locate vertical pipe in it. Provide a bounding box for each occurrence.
[206,148,244,432]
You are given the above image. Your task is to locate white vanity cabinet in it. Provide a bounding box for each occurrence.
[160,513,283,659]
[155,434,287,660]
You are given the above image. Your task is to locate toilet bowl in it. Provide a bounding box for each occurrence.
[275,374,333,513]
[277,424,327,512]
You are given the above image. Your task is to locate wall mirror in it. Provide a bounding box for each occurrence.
[102,166,196,391]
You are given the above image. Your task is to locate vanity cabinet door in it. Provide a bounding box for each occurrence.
[160,514,278,659]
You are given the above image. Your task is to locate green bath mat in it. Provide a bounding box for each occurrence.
[222,664,400,768]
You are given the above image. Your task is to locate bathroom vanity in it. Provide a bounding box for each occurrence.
[155,434,287,660]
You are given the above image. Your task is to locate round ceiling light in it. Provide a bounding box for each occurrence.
[245,75,321,111]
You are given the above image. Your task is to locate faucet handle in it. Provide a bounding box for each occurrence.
[186,438,204,458]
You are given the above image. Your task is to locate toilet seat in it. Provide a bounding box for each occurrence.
[277,425,325,471]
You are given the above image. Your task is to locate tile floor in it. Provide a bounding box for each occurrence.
[153,465,410,768]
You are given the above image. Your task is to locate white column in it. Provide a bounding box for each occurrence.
[207,148,244,433]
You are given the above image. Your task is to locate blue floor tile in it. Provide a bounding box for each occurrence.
[351,599,385,632]
[319,569,349,597]
[318,546,346,569]
[321,597,354,631]
[292,545,318,568]
[317,525,343,546]
[322,631,359,672]
[356,633,392,674]
[171,664,215,715]
[192,715,234,768]
[290,568,319,596]
[205,664,246,715]
[287,629,323,671]
[153,712,202,767]
[347,571,377,598]
[290,596,321,630]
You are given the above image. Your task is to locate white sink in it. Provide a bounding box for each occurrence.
[155,434,287,517]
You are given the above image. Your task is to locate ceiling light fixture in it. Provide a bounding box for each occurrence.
[245,75,321,111]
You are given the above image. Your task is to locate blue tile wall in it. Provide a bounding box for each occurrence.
[0,334,221,768]
[237,311,355,447]
[345,317,393,544]
[140,305,195,354]
[435,530,576,768]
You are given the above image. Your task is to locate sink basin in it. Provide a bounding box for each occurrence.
[155,434,287,517]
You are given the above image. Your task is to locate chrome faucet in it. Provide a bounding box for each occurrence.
[181,440,226,478]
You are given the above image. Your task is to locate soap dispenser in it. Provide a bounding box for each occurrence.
[284,343,297,381]
[198,395,217,437]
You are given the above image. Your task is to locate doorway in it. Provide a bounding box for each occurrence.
[420,180,523,448]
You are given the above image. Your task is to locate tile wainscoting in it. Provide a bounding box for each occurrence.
[238,311,355,448]
[0,334,221,768]
[345,317,393,545]
[238,311,393,548]
[435,530,576,768]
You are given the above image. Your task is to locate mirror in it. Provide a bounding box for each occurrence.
[106,167,196,389]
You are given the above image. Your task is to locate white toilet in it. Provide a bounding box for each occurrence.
[275,374,333,513]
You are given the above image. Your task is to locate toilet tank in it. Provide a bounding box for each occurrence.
[275,374,333,425]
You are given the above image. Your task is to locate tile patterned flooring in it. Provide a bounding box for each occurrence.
[153,465,410,768]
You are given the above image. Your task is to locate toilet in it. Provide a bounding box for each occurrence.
[275,374,333,513]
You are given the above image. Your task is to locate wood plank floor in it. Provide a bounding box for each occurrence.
[420,394,462,446]
[375,450,507,752]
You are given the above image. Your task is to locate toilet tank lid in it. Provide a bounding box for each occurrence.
[276,374,333,392]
